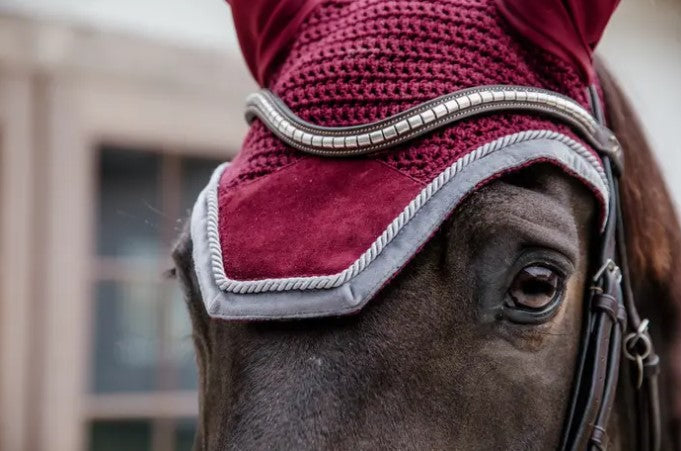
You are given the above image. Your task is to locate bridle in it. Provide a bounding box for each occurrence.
[558,87,661,451]
[244,83,662,450]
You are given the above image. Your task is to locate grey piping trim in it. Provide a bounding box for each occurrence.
[191,137,609,320]
[245,85,622,161]
[202,130,608,295]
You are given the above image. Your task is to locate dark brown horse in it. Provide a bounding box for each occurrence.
[172,0,681,447]
[172,62,681,450]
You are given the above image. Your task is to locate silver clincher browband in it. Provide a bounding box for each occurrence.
[245,84,623,171]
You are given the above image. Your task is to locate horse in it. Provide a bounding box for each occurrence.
[172,1,681,449]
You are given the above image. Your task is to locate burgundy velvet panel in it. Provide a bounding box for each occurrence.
[218,158,423,280]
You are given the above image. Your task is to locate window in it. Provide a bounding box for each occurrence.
[88,146,222,450]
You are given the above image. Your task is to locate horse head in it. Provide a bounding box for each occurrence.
[173,1,681,449]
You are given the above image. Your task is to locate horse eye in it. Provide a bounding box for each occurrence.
[508,265,562,310]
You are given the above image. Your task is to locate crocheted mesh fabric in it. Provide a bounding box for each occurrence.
[225,0,593,187]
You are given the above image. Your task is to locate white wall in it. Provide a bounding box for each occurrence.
[0,0,238,51]
[601,0,681,203]
[2,0,679,200]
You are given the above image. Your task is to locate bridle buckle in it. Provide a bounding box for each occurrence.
[591,258,622,285]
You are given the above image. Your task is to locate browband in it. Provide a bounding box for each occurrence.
[245,85,623,171]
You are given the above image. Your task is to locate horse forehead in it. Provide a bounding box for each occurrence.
[468,166,596,231]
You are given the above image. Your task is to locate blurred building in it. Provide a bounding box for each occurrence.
[0,1,679,451]
[0,11,255,451]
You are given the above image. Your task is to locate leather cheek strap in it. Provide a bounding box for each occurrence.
[560,86,661,451]
[560,157,627,451]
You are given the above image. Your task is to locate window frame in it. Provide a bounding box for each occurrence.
[0,17,250,450]
[86,144,226,451]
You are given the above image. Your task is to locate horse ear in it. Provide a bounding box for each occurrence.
[227,0,322,86]
[496,0,620,82]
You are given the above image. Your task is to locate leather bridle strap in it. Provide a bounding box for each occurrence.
[559,87,661,451]
[596,86,661,451]
[615,177,662,451]
[559,157,627,451]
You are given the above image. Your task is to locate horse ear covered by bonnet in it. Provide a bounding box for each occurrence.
[190,0,621,321]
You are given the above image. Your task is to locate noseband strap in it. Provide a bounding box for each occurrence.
[244,83,661,450]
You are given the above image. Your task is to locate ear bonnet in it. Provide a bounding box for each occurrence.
[191,0,621,320]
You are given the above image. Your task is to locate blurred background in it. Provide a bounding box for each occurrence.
[0,0,679,450]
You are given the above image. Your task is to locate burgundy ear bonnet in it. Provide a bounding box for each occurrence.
[191,0,620,320]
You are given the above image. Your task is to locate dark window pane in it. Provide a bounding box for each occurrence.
[90,421,151,451]
[92,281,159,393]
[180,157,223,216]
[98,147,161,259]
[169,286,198,390]
[175,419,197,451]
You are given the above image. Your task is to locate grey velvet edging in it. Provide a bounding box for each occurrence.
[190,137,608,320]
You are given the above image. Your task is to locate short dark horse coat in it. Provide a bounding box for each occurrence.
[181,0,676,449]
